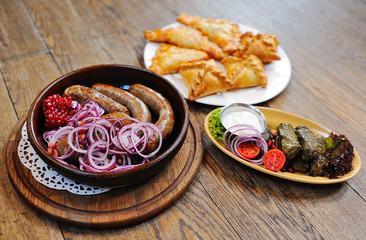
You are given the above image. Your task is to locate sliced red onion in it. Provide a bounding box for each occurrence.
[110,158,149,172]
[67,126,89,154]
[131,123,163,158]
[110,164,141,172]
[223,124,268,165]
[47,126,74,144]
[67,100,105,126]
[43,130,56,143]
[79,156,103,172]
[43,100,163,173]
[71,100,80,111]
[87,140,109,162]
[56,146,75,160]
[86,141,116,171]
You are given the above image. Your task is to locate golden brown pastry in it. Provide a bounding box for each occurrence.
[233,32,280,63]
[221,55,268,89]
[179,59,233,101]
[148,43,210,75]
[177,13,241,54]
[144,26,226,60]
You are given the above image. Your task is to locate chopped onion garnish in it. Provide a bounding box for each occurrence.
[67,100,105,127]
[43,100,163,172]
[223,124,268,165]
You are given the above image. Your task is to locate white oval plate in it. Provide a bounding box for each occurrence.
[143,22,292,106]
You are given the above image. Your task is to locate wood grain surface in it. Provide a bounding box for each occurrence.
[1,0,365,239]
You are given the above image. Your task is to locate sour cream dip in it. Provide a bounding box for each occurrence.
[220,103,267,134]
[221,111,262,131]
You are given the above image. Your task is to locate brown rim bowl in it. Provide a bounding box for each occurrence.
[26,64,189,187]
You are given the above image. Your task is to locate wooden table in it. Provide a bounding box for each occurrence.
[1,0,365,239]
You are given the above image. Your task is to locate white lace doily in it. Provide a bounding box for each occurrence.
[17,123,111,195]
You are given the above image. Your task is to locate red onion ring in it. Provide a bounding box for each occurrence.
[223,124,268,165]
[131,123,163,158]
[43,100,163,173]
[67,100,104,127]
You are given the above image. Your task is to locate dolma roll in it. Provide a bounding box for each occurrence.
[276,123,301,160]
[261,127,273,142]
[295,126,323,162]
[291,157,310,173]
[310,135,328,176]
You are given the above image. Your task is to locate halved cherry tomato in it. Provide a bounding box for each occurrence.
[263,149,286,172]
[237,142,260,159]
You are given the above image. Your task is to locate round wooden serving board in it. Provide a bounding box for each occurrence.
[6,116,203,228]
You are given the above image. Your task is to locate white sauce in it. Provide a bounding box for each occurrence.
[222,110,262,132]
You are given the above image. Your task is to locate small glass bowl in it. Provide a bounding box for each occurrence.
[219,103,267,133]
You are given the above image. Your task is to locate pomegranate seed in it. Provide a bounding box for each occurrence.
[80,133,86,141]
[47,147,53,155]
[52,149,59,157]
[42,94,77,130]
[48,142,56,149]
[79,129,87,134]
[78,121,86,126]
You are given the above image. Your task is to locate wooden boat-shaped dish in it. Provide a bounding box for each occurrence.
[204,107,361,184]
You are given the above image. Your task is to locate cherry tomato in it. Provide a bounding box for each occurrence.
[263,149,286,172]
[237,142,260,159]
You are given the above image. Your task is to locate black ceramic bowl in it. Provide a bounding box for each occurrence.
[27,64,189,187]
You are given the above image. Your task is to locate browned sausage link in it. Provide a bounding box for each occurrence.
[129,84,175,153]
[101,112,133,125]
[63,85,130,115]
[92,83,151,122]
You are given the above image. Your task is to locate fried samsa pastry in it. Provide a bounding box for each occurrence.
[179,59,232,101]
[148,43,210,75]
[233,32,280,63]
[221,55,268,89]
[144,26,226,60]
[177,13,241,53]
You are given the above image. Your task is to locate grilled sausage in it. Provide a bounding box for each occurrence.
[101,112,133,125]
[92,83,151,122]
[63,85,129,115]
[129,84,175,152]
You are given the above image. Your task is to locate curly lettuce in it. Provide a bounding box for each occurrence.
[208,108,225,142]
[323,132,354,178]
